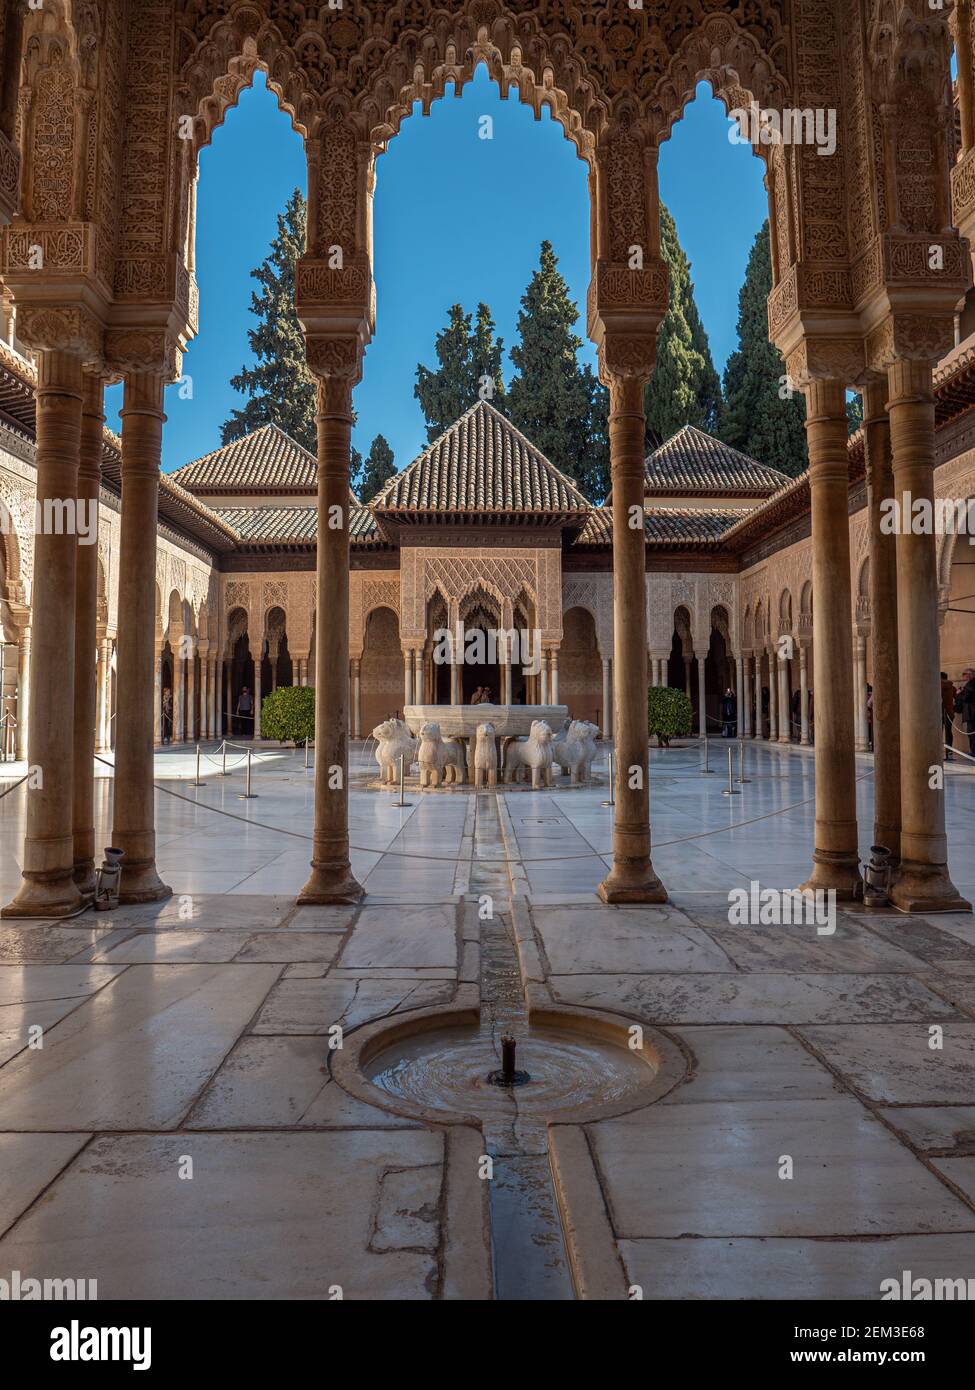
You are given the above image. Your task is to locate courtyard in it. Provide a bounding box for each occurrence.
[1,742,973,1301]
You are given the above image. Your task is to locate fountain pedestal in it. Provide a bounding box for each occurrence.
[404,703,569,781]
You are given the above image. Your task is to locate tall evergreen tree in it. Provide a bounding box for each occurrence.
[506,241,604,498]
[645,206,722,447]
[356,433,396,502]
[414,302,505,439]
[222,188,317,453]
[721,221,808,477]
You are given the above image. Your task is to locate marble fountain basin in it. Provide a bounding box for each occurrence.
[403,704,570,740]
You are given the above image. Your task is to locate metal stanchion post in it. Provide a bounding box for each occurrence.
[221,739,229,776]
[397,751,412,808]
[601,748,615,807]
[701,733,715,774]
[722,745,740,796]
[736,738,751,784]
[190,744,205,788]
[238,748,257,799]
[304,739,310,771]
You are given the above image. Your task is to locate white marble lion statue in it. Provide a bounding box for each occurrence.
[417,721,465,788]
[372,718,416,784]
[553,719,600,784]
[473,722,498,788]
[504,719,554,788]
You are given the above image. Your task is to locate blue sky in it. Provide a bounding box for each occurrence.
[106,69,768,475]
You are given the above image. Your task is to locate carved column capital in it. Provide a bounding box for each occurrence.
[104,328,182,383]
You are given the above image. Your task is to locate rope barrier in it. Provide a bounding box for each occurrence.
[0,772,28,799]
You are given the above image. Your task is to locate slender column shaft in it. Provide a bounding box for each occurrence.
[735,655,744,737]
[353,658,361,738]
[540,652,550,704]
[173,655,185,742]
[598,376,665,903]
[754,657,762,739]
[697,653,707,736]
[766,648,776,740]
[886,359,968,910]
[853,636,869,752]
[403,650,413,707]
[111,370,170,903]
[601,658,612,738]
[298,377,362,904]
[3,352,84,916]
[15,627,30,761]
[550,652,559,704]
[954,1,975,154]
[153,647,162,745]
[253,660,262,739]
[863,380,901,860]
[800,646,810,746]
[741,656,751,736]
[777,652,791,744]
[72,375,104,894]
[96,636,111,752]
[186,651,196,743]
[800,379,861,899]
[415,649,425,704]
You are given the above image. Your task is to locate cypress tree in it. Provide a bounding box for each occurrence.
[356,433,396,502]
[645,206,722,447]
[414,302,505,440]
[506,241,602,498]
[222,188,318,453]
[721,221,808,477]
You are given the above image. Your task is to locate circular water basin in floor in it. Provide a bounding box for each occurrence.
[336,1005,687,1127]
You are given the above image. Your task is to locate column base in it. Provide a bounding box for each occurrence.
[73,860,97,898]
[298,862,364,906]
[890,860,971,914]
[798,849,863,902]
[598,862,668,905]
[2,873,84,918]
[119,861,172,904]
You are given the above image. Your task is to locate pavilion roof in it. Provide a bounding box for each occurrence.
[171,421,359,503]
[574,505,751,549]
[212,503,383,549]
[644,425,790,498]
[372,401,591,519]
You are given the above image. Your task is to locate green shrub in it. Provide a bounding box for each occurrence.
[260,685,315,744]
[647,685,692,747]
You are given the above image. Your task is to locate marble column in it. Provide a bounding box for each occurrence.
[767,648,778,742]
[754,656,762,739]
[735,655,744,738]
[186,650,196,744]
[742,655,752,737]
[111,369,170,903]
[96,635,112,752]
[152,645,162,745]
[777,651,791,744]
[799,644,810,746]
[863,380,901,861]
[540,652,550,704]
[550,652,559,704]
[501,638,511,708]
[173,654,185,743]
[72,374,104,894]
[253,659,262,740]
[414,649,425,704]
[886,359,967,910]
[799,379,861,900]
[696,653,707,737]
[15,626,30,762]
[853,635,869,752]
[352,658,361,738]
[598,375,664,904]
[601,657,612,738]
[298,375,362,904]
[3,352,84,916]
[403,649,413,708]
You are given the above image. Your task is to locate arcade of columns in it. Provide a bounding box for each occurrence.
[0,1,970,915]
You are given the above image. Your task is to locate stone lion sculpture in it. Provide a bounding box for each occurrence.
[553,719,600,784]
[372,718,416,784]
[473,722,498,788]
[417,721,465,788]
[504,719,554,788]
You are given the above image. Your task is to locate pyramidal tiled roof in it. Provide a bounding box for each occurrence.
[644,425,789,497]
[575,506,750,548]
[171,422,359,503]
[212,504,380,546]
[373,401,591,515]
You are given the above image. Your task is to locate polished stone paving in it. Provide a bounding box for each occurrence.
[0,739,973,1298]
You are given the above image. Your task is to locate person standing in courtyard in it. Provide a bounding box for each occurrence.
[236,685,253,737]
[957,666,975,757]
[721,686,736,737]
[161,686,173,745]
[942,671,956,760]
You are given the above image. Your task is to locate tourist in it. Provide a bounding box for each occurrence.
[791,688,801,740]
[942,671,955,760]
[236,685,253,736]
[161,686,173,744]
[808,687,814,745]
[761,684,770,738]
[720,687,736,737]
[957,666,975,756]
[866,683,873,750]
